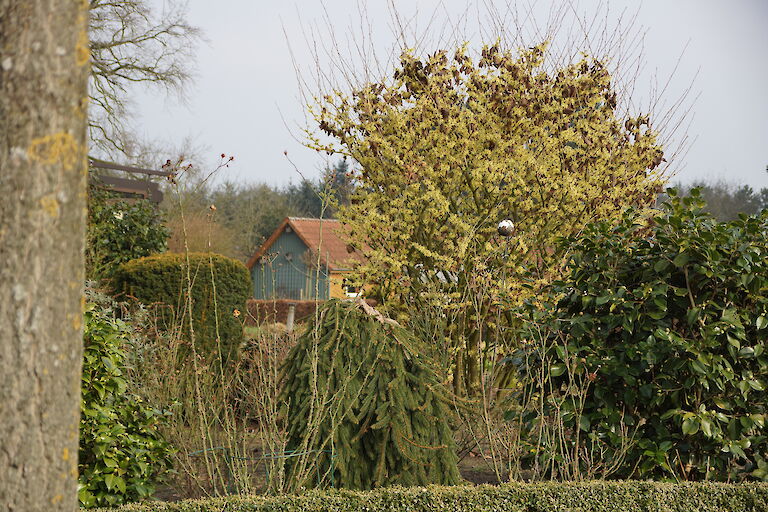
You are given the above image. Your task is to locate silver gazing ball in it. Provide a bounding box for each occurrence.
[497,219,515,237]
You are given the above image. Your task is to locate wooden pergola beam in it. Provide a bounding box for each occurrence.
[88,157,173,177]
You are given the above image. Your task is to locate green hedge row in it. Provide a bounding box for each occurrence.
[114,252,250,360]
[92,481,768,511]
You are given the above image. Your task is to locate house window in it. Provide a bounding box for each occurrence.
[342,278,360,298]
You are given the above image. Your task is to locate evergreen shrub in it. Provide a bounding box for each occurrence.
[89,481,768,512]
[86,183,169,280]
[113,252,250,360]
[514,189,768,481]
[80,302,173,508]
[280,299,460,490]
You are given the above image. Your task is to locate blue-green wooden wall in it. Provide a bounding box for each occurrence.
[251,229,329,300]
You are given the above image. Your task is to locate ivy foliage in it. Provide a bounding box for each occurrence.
[516,189,768,481]
[79,302,173,508]
[280,299,460,490]
[87,182,169,280]
[113,252,250,361]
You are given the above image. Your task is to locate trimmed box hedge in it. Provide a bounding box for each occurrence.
[92,481,768,511]
[114,252,250,360]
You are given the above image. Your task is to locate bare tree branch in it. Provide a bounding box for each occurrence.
[88,0,201,158]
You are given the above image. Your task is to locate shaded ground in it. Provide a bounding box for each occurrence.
[154,453,503,501]
[458,454,503,485]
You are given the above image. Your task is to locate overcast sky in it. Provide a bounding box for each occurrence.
[134,0,768,189]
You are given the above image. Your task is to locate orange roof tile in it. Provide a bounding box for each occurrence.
[246,217,366,271]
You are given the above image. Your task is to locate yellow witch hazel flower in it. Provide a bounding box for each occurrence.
[308,42,665,305]
[306,40,667,392]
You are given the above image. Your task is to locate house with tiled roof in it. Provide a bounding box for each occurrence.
[246,217,365,300]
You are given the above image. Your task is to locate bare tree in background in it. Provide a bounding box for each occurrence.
[89,0,200,156]
[0,1,90,510]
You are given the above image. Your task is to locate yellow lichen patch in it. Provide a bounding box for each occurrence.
[27,133,80,170]
[73,96,88,119]
[76,30,90,66]
[71,313,82,331]
[62,447,70,461]
[39,194,60,219]
[76,0,90,66]
[51,494,63,504]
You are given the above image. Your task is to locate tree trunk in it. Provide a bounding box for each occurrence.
[0,1,89,510]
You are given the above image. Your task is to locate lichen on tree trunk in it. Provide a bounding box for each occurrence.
[0,1,89,510]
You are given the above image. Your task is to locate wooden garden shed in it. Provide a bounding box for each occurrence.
[246,217,365,300]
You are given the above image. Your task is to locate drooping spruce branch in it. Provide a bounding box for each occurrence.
[280,299,460,490]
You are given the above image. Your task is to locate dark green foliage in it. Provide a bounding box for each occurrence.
[516,189,768,481]
[673,179,768,221]
[87,183,169,280]
[203,180,294,260]
[91,481,768,512]
[284,159,354,218]
[324,159,354,210]
[284,178,325,218]
[80,303,173,508]
[280,299,460,490]
[113,252,250,360]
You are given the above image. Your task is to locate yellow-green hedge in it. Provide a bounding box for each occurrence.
[92,481,768,511]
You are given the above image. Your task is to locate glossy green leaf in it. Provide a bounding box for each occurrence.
[673,252,690,268]
[550,364,567,377]
[682,418,699,436]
